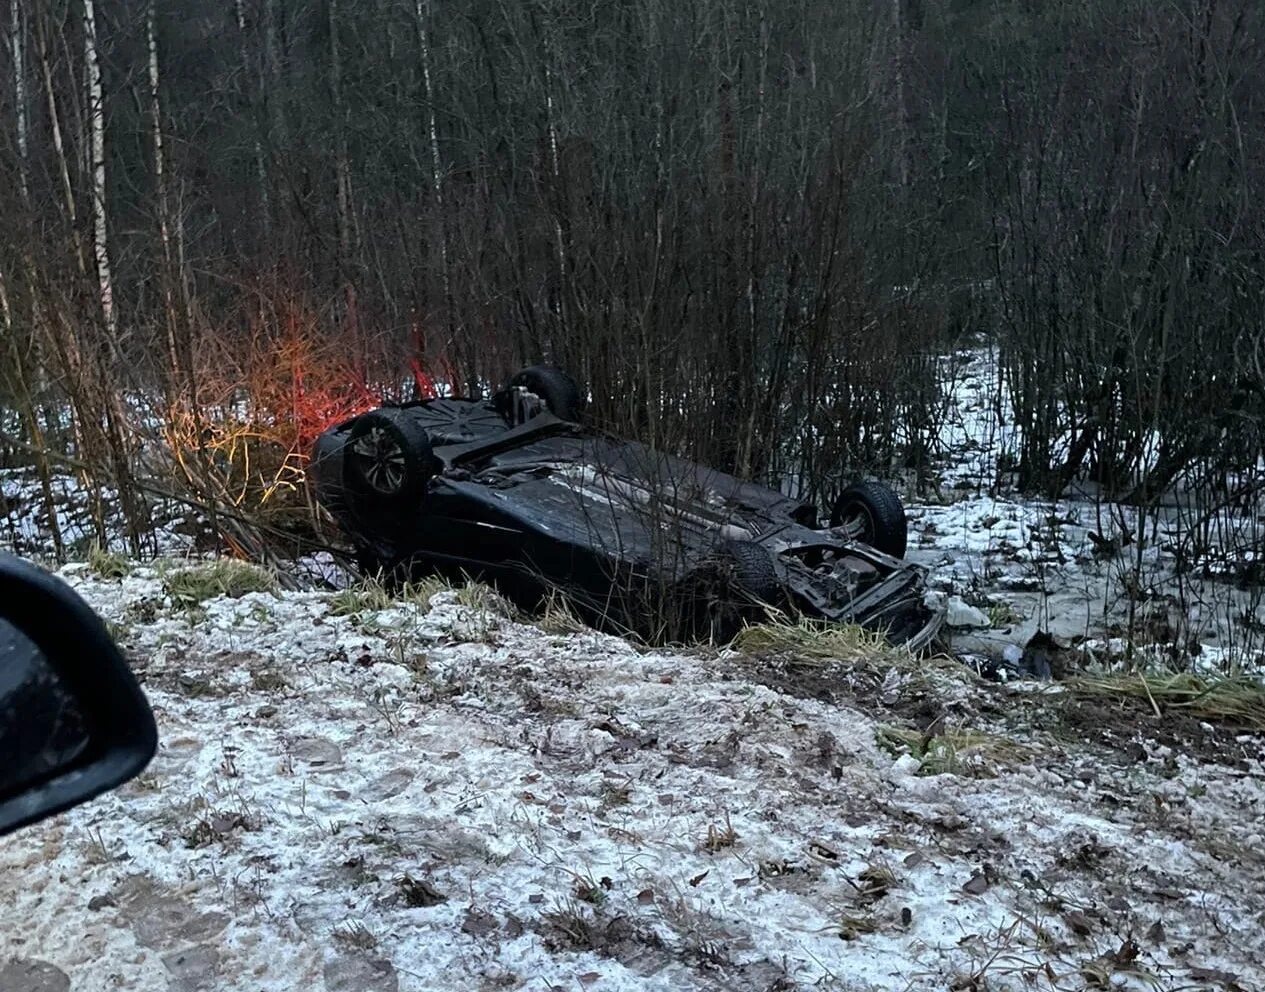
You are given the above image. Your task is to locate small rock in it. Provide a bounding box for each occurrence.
[365,769,413,801]
[291,737,343,767]
[0,959,70,992]
[162,945,220,992]
[962,872,989,895]
[115,877,229,950]
[460,908,499,938]
[323,954,398,992]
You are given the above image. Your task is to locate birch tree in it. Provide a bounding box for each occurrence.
[413,0,456,379]
[83,0,116,338]
[9,0,27,201]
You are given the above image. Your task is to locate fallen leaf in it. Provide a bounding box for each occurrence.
[1111,938,1140,966]
[1064,910,1093,936]
[636,888,655,905]
[1189,966,1243,990]
[398,875,447,908]
[689,870,709,887]
[578,973,602,987]
[460,908,499,938]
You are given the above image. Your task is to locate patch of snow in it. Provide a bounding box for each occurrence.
[1,567,1262,991]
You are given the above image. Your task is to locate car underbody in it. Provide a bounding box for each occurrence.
[312,369,946,649]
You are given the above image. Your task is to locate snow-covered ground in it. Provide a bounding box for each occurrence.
[904,345,1265,675]
[2,565,1262,992]
[0,468,195,560]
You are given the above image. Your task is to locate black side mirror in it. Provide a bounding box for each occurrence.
[0,553,157,837]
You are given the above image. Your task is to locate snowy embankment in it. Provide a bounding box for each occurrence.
[907,345,1265,675]
[2,564,1262,992]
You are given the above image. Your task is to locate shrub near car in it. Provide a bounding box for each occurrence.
[312,366,946,647]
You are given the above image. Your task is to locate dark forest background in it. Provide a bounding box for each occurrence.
[1,0,1262,555]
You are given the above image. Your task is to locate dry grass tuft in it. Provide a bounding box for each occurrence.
[876,724,1032,777]
[1068,671,1265,730]
[453,580,519,618]
[162,558,276,605]
[733,618,911,664]
[702,813,740,853]
[331,919,378,950]
[88,543,132,579]
[328,574,450,616]
[538,590,589,635]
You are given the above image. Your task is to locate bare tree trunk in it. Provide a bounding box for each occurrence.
[10,0,28,201]
[147,0,183,397]
[542,54,566,356]
[234,0,271,241]
[35,13,84,272]
[740,7,769,477]
[327,0,358,337]
[83,0,116,339]
[890,0,909,191]
[0,272,65,558]
[414,0,457,384]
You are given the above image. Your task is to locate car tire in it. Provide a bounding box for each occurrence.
[505,365,584,421]
[830,480,908,558]
[344,408,437,506]
[310,428,351,522]
[694,539,780,642]
[713,539,780,604]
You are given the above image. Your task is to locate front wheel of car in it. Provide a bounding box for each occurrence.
[830,480,908,558]
[344,408,436,506]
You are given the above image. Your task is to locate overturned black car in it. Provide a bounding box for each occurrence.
[311,366,946,648]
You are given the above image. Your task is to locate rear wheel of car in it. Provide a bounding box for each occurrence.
[830,480,908,558]
[692,539,780,642]
[344,408,436,506]
[505,365,584,421]
[713,539,780,603]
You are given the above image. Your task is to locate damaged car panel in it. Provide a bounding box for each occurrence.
[312,367,946,648]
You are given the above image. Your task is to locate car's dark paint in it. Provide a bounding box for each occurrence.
[0,553,157,837]
[313,395,946,647]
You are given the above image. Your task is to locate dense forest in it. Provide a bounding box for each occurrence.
[0,0,1261,553]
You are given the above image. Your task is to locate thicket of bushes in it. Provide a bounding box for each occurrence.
[0,0,1260,558]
